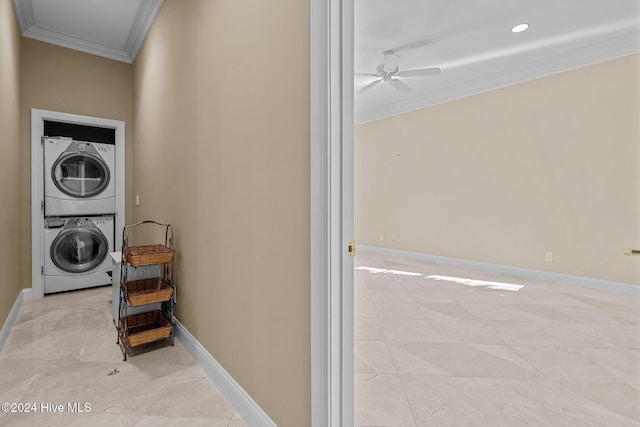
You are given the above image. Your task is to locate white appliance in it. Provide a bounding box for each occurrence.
[44,216,114,294]
[44,137,116,216]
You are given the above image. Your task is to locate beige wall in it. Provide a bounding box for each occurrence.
[20,38,134,289]
[0,0,22,324]
[133,1,310,426]
[356,54,640,285]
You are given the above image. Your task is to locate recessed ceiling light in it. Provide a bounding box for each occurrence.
[512,23,529,33]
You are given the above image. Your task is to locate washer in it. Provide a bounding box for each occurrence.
[44,137,116,216]
[44,216,114,294]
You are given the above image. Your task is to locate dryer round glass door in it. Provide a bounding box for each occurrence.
[51,228,109,273]
[52,152,111,198]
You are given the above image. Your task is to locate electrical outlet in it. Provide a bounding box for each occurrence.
[378,234,384,242]
[545,252,554,262]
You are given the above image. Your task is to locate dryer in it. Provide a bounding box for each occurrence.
[44,137,116,216]
[44,216,114,294]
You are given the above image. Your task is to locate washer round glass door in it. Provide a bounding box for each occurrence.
[52,152,110,198]
[51,228,108,273]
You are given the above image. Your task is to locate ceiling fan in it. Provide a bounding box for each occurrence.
[356,40,442,95]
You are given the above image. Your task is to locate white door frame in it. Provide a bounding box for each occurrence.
[31,108,126,298]
[310,0,354,425]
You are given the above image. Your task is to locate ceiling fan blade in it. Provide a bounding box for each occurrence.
[356,79,382,95]
[355,72,380,77]
[389,78,412,94]
[380,13,514,59]
[383,38,431,57]
[398,67,442,77]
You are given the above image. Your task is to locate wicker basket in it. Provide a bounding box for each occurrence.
[126,244,175,267]
[119,311,172,347]
[123,278,173,306]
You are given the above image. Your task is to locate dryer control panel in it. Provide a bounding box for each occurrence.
[44,218,65,228]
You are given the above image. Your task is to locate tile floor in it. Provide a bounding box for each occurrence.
[0,287,246,427]
[354,251,640,427]
[2,253,638,426]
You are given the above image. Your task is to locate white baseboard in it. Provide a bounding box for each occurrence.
[359,245,640,297]
[174,320,277,427]
[0,289,31,353]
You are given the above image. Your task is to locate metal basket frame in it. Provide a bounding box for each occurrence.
[117,220,175,360]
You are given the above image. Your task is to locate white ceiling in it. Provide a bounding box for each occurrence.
[355,0,640,123]
[12,0,163,63]
[10,0,640,122]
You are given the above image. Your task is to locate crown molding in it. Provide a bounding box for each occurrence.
[124,0,164,63]
[12,0,32,33]
[22,26,133,63]
[12,0,163,64]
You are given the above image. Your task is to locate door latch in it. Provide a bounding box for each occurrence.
[348,240,356,257]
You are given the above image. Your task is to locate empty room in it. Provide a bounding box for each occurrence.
[352,1,640,426]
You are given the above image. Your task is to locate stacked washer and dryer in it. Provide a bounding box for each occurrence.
[43,136,116,294]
